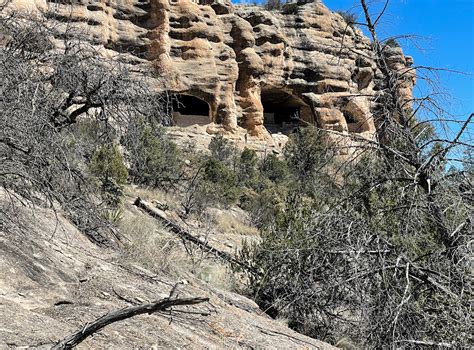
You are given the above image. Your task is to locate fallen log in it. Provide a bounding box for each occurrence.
[133,197,259,274]
[53,296,209,349]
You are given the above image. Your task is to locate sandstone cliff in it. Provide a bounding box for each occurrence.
[5,0,415,141]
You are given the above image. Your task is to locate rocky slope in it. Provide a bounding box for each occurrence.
[0,190,335,349]
[6,0,415,142]
[1,1,416,347]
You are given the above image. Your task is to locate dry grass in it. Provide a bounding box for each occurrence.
[118,205,240,292]
[120,186,246,292]
[335,338,358,350]
[119,208,190,275]
[214,210,259,236]
[196,263,240,291]
[125,185,181,211]
[275,315,290,327]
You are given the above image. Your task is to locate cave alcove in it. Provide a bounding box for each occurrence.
[261,87,305,134]
[171,94,210,127]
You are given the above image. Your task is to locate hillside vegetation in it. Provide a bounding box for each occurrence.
[1,2,472,349]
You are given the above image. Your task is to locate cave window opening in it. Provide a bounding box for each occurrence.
[171,94,210,127]
[261,88,303,134]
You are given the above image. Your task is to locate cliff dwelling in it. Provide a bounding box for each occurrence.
[172,94,211,127]
[15,0,414,142]
[261,87,306,134]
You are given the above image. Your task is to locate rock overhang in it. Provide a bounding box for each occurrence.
[5,0,415,143]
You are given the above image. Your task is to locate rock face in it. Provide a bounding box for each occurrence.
[6,0,415,140]
[0,191,337,349]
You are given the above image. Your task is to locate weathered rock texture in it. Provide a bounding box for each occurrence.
[0,191,336,349]
[6,0,415,140]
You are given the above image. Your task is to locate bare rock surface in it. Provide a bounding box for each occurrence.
[5,0,414,142]
[0,193,336,349]
[167,123,289,155]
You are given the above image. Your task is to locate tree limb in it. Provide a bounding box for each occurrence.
[52,296,209,349]
[134,197,260,275]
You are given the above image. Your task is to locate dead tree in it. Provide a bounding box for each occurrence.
[359,0,472,260]
[242,1,472,347]
[53,296,209,349]
[134,197,259,274]
[1,9,169,244]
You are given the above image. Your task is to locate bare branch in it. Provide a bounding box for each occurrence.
[52,296,209,349]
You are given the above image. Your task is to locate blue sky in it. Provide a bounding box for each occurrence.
[323,1,473,120]
[234,0,473,146]
[322,0,473,158]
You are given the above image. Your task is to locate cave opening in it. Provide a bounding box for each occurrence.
[171,94,210,127]
[261,87,304,134]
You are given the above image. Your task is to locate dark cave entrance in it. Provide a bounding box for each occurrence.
[172,94,210,127]
[261,88,304,134]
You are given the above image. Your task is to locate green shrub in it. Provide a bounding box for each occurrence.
[68,118,105,160]
[240,182,287,229]
[337,11,357,27]
[179,136,240,215]
[89,144,128,186]
[181,156,241,215]
[203,158,235,183]
[208,134,236,164]
[122,117,182,188]
[89,144,128,206]
[203,158,240,205]
[284,127,332,185]
[238,148,259,187]
[385,38,400,48]
[261,154,289,184]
